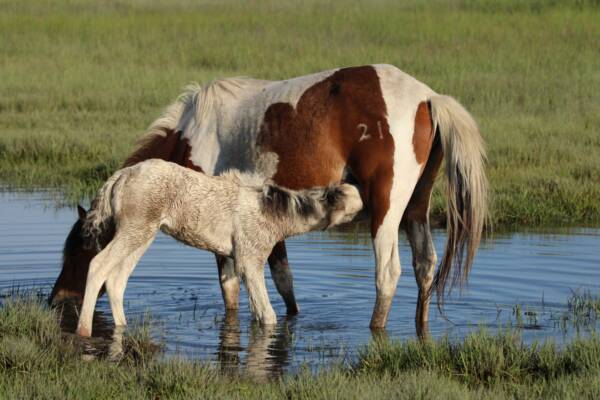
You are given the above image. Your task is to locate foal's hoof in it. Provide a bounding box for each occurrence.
[76,326,92,337]
[259,312,277,326]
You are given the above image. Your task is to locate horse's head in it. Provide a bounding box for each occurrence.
[49,205,100,306]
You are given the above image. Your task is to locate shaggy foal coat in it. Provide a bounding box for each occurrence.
[76,159,363,337]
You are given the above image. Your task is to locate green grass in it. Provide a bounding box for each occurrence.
[2,295,600,399]
[1,0,599,226]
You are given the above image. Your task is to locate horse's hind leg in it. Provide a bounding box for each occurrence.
[267,241,298,315]
[403,217,437,338]
[402,133,443,338]
[216,255,240,310]
[105,235,155,327]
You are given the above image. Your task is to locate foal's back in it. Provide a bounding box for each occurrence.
[117,159,251,256]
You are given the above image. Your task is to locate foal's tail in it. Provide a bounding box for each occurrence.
[429,95,488,306]
[83,169,126,250]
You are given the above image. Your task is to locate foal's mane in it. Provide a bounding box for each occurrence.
[261,184,344,219]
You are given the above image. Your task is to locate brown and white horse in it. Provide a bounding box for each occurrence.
[50,64,487,331]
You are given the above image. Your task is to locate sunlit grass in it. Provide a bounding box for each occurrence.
[1,0,599,226]
[2,293,600,399]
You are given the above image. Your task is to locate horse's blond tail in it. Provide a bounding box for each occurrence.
[429,95,488,306]
[83,170,126,250]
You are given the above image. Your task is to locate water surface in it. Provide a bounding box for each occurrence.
[1,191,599,377]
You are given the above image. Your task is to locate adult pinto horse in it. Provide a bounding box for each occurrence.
[50,64,487,331]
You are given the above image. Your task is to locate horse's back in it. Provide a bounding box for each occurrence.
[180,65,437,194]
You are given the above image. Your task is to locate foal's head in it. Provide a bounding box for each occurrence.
[48,205,107,305]
[262,183,364,234]
[322,184,364,229]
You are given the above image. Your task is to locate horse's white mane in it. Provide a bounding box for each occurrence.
[130,76,267,159]
[176,77,267,135]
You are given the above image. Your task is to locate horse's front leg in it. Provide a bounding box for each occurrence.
[267,241,299,315]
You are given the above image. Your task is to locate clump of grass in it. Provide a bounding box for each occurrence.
[567,289,600,325]
[0,295,62,348]
[3,294,600,398]
[357,329,600,388]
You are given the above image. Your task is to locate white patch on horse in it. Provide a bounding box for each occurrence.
[377,120,384,139]
[174,70,339,175]
[357,123,371,142]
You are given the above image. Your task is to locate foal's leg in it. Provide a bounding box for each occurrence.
[236,252,276,325]
[77,233,139,337]
[267,241,299,315]
[105,235,155,327]
[217,243,298,315]
[216,255,240,310]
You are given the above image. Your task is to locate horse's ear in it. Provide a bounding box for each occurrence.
[77,204,87,220]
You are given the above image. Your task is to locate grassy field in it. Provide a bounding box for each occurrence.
[1,295,600,399]
[1,0,599,227]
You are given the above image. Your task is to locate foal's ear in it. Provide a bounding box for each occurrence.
[77,204,87,220]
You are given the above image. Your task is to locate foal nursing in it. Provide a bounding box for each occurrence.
[76,159,363,337]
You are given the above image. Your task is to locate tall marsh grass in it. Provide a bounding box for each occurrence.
[2,295,600,399]
[0,0,599,227]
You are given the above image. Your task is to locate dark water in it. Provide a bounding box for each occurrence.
[1,191,599,377]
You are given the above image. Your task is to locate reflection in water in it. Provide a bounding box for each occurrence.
[217,310,242,373]
[58,301,296,379]
[217,311,295,380]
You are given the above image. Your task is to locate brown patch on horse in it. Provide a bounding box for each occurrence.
[123,128,203,172]
[412,101,435,166]
[402,128,443,226]
[257,65,394,236]
[123,128,180,167]
[172,137,204,172]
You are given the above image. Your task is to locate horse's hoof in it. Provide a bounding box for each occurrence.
[286,304,300,316]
